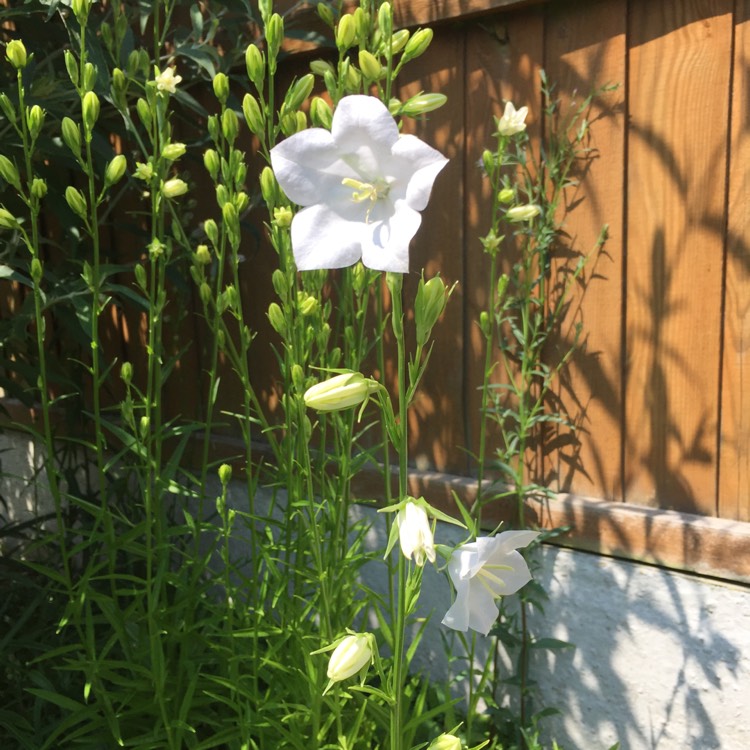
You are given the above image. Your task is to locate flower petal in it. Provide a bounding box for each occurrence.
[391,135,448,211]
[360,200,421,273]
[466,580,501,636]
[291,204,365,270]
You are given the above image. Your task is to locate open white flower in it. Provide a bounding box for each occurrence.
[155,67,182,94]
[496,101,528,137]
[396,501,436,566]
[270,95,448,272]
[441,530,539,636]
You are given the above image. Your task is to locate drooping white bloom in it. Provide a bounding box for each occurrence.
[326,633,373,683]
[396,501,436,566]
[155,67,182,94]
[441,530,539,636]
[269,95,448,273]
[496,101,528,137]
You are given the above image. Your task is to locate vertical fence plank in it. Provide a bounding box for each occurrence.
[542,0,627,501]
[395,29,468,473]
[625,0,733,513]
[719,1,750,521]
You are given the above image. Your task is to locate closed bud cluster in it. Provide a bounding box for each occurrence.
[402,28,433,62]
[162,142,186,161]
[6,40,27,69]
[0,155,21,190]
[27,105,45,139]
[104,154,127,186]
[400,93,447,117]
[162,178,188,199]
[309,97,332,129]
[65,186,88,219]
[242,94,264,135]
[245,44,265,89]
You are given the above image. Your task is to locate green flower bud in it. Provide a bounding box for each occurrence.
[310,59,334,77]
[218,463,233,486]
[212,72,230,104]
[245,44,265,89]
[427,733,462,750]
[400,93,447,117]
[63,50,78,86]
[215,184,229,208]
[497,273,509,302]
[126,49,141,76]
[415,274,449,347]
[377,2,392,38]
[6,40,27,69]
[162,142,186,161]
[195,244,211,265]
[344,64,361,93]
[30,178,47,200]
[316,2,334,28]
[82,62,97,92]
[260,166,278,207]
[71,0,90,22]
[480,229,502,256]
[242,93,264,135]
[235,191,249,213]
[120,362,133,385]
[258,0,272,22]
[136,97,152,130]
[207,114,219,142]
[112,67,126,95]
[65,186,88,219]
[310,96,333,129]
[506,203,541,222]
[162,178,188,199]
[139,415,150,439]
[27,105,44,139]
[0,155,21,190]
[286,73,314,111]
[353,7,369,41]
[267,301,285,335]
[30,257,43,284]
[358,50,382,81]
[291,364,305,392]
[295,110,307,132]
[304,372,378,412]
[223,284,239,311]
[100,22,113,53]
[297,291,319,317]
[134,263,147,290]
[266,14,284,70]
[402,28,433,62]
[336,14,356,50]
[199,281,212,305]
[388,29,409,55]
[203,149,220,180]
[82,91,100,131]
[221,108,239,142]
[0,93,16,123]
[0,207,19,230]
[280,111,298,137]
[222,200,238,227]
[104,154,127,186]
[498,187,514,203]
[271,268,287,299]
[204,218,219,246]
[479,310,491,339]
[273,206,293,228]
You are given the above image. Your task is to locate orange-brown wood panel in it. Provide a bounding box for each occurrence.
[462,10,545,489]
[394,29,468,473]
[395,0,546,27]
[719,0,750,521]
[542,0,627,501]
[625,0,733,514]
